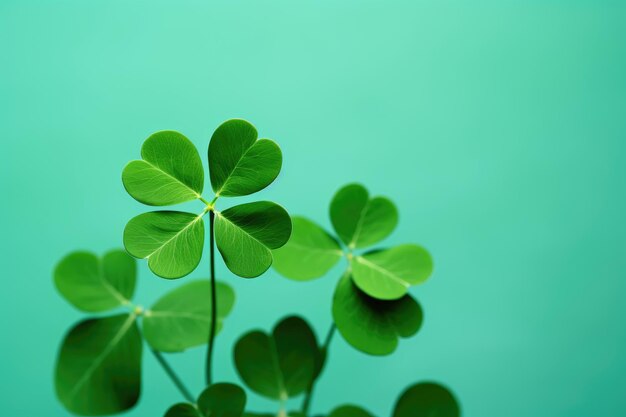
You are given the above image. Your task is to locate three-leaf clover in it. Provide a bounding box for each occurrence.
[122,119,292,279]
[54,249,234,416]
[327,382,460,417]
[272,183,433,355]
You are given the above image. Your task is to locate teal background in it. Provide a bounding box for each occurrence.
[2,1,625,416]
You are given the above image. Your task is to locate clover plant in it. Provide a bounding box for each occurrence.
[53,119,460,417]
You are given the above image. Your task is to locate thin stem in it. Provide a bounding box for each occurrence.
[301,323,336,415]
[199,196,211,206]
[205,210,217,386]
[151,349,195,403]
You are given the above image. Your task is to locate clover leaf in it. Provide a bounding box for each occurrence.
[209,119,282,197]
[143,280,235,352]
[272,217,343,281]
[393,383,460,417]
[332,273,422,355]
[330,183,398,249]
[56,313,142,416]
[122,119,290,279]
[328,405,376,417]
[54,249,236,416]
[234,316,321,400]
[122,131,204,206]
[54,249,136,312]
[164,383,246,417]
[324,382,459,417]
[215,201,291,277]
[350,244,433,300]
[272,183,431,354]
[124,211,205,279]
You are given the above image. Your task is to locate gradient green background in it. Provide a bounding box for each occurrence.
[2,1,625,416]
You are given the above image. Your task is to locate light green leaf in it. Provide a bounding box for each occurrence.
[208,119,282,197]
[329,405,376,417]
[332,273,422,356]
[55,314,142,415]
[329,183,398,249]
[54,249,136,312]
[393,383,460,417]
[198,383,246,417]
[143,280,235,352]
[124,211,205,279]
[165,404,202,417]
[122,130,204,206]
[272,216,343,281]
[351,244,433,300]
[234,316,319,399]
[215,201,291,278]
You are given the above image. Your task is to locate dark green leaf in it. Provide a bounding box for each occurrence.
[215,201,291,278]
[122,131,204,206]
[124,211,205,279]
[54,249,136,312]
[198,383,246,417]
[329,184,398,249]
[393,383,460,417]
[332,273,422,355]
[55,314,142,415]
[272,216,343,281]
[350,245,433,300]
[165,403,202,417]
[329,405,376,417]
[234,316,318,399]
[144,280,235,352]
[208,119,282,197]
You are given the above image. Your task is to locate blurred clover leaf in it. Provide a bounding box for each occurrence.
[164,383,247,417]
[234,316,321,401]
[326,382,459,417]
[332,273,423,355]
[272,183,432,355]
[122,119,291,279]
[54,249,235,416]
[143,280,235,352]
[393,383,460,417]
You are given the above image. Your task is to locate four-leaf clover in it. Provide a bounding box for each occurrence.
[272,183,433,355]
[122,119,292,279]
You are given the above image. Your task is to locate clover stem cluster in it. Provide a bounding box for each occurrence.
[53,121,460,417]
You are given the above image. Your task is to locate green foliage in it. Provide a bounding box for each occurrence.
[215,201,292,278]
[124,211,205,279]
[55,314,142,416]
[165,383,247,417]
[273,183,432,355]
[329,183,398,249]
[54,250,135,312]
[272,217,343,281]
[54,120,459,417]
[350,245,433,300]
[234,316,320,400]
[328,405,375,417]
[393,383,460,417]
[122,131,204,206]
[143,280,235,352]
[332,273,422,356]
[122,119,289,279]
[209,119,282,197]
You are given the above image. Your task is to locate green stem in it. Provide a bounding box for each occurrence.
[206,210,217,386]
[151,349,195,403]
[301,323,336,415]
